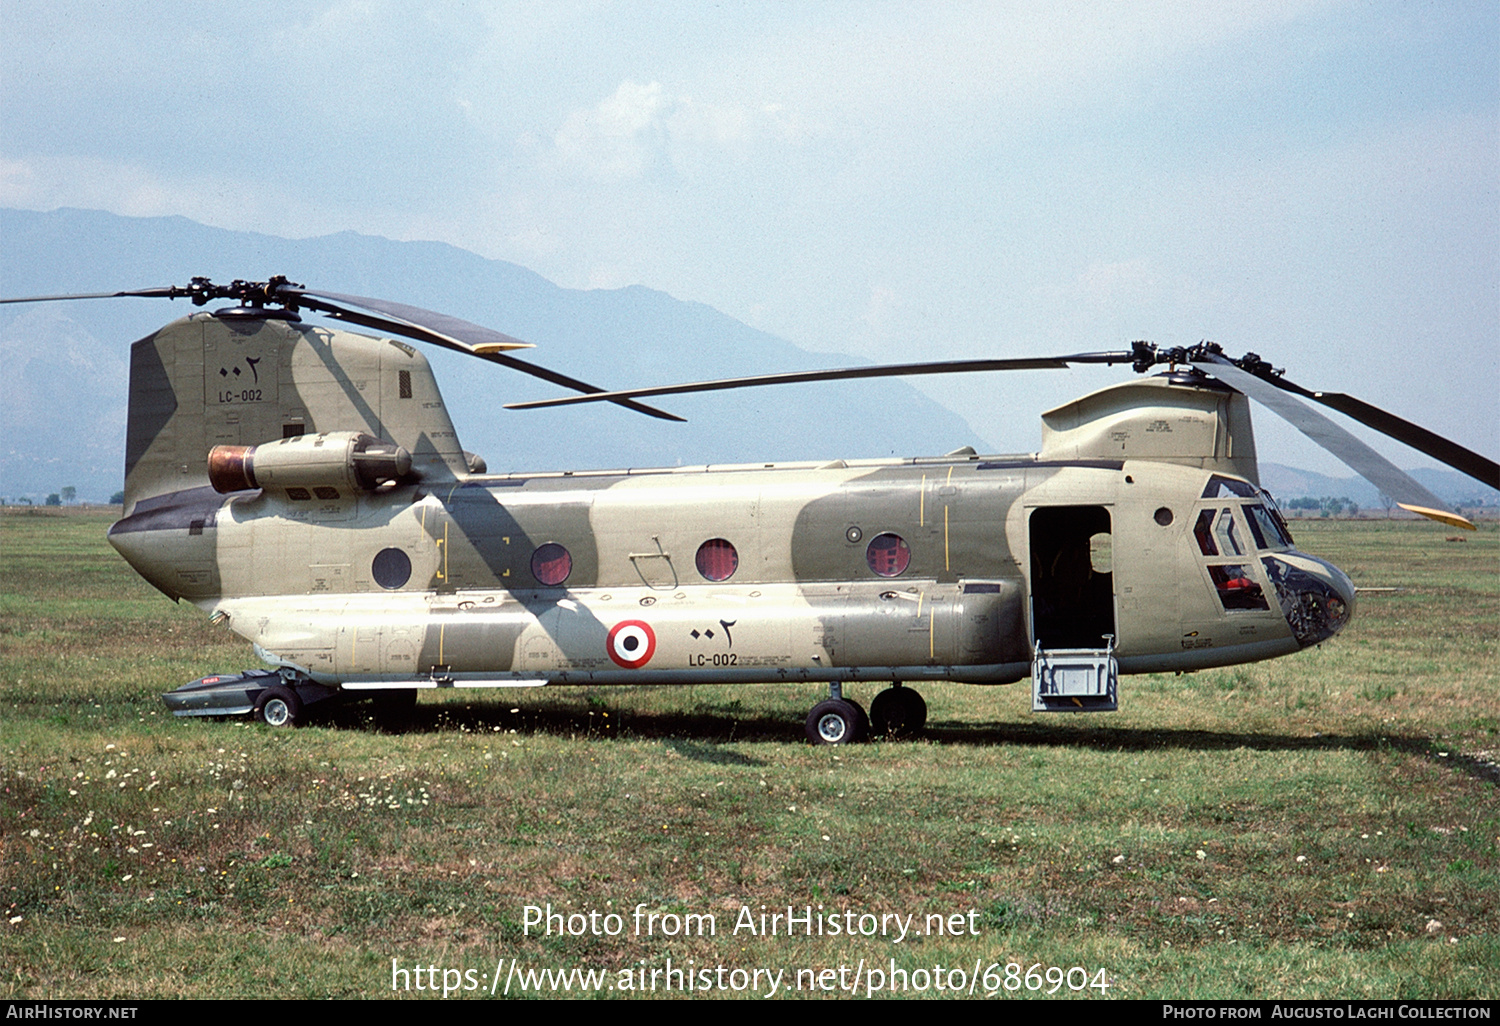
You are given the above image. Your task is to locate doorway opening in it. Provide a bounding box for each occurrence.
[1029,505,1115,649]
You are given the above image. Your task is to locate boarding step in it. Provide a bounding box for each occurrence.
[1031,637,1118,712]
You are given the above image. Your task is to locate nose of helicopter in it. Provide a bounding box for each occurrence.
[1260,552,1356,648]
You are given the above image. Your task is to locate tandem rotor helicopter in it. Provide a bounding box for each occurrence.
[5,276,1496,742]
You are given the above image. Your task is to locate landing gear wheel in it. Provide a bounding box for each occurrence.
[870,685,927,738]
[848,698,869,739]
[254,686,302,728]
[806,698,867,745]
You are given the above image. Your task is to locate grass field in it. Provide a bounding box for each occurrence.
[1,508,1495,1000]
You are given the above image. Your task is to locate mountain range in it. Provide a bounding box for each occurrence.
[1,207,990,501]
[1,208,1494,509]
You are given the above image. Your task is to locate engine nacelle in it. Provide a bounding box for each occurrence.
[208,432,412,499]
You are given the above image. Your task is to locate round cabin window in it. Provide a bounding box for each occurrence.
[695,538,739,581]
[531,542,572,586]
[372,547,412,590]
[865,533,911,577]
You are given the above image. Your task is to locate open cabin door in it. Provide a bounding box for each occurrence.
[1027,504,1119,712]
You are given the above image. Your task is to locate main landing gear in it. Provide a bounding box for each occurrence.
[869,682,927,738]
[805,682,927,744]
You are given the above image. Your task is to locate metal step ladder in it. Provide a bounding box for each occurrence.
[1031,635,1118,712]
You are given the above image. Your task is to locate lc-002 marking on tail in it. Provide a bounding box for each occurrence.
[5,277,1490,742]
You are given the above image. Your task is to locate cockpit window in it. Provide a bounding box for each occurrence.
[1208,564,1270,611]
[1260,491,1295,546]
[1245,504,1291,550]
[1213,508,1245,556]
[1202,475,1258,499]
[1194,509,1219,556]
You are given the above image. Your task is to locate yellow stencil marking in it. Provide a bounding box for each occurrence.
[942,467,953,570]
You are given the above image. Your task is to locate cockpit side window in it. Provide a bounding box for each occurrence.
[1207,564,1270,611]
[1246,503,1291,549]
[1193,495,1277,613]
[1194,509,1218,556]
[1213,508,1245,556]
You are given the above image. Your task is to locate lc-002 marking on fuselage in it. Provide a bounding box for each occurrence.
[98,302,1374,744]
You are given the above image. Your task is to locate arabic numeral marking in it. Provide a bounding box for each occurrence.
[1067,966,1088,990]
[1090,968,1111,993]
[1003,963,1022,991]
[1025,963,1043,990]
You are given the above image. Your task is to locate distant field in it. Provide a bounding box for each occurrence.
[1,509,1494,1000]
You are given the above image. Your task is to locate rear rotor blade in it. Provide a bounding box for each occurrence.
[291,289,533,354]
[1193,354,1474,529]
[0,279,685,423]
[289,288,685,423]
[506,351,1136,411]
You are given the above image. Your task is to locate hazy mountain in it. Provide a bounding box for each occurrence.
[1,208,989,501]
[3,209,1494,510]
[1258,462,1497,509]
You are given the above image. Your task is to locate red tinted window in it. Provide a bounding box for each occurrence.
[696,538,739,581]
[1193,509,1218,556]
[865,533,911,577]
[531,543,572,586]
[1208,564,1269,611]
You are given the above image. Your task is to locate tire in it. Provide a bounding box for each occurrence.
[254,685,302,728]
[870,686,927,738]
[849,698,869,739]
[805,698,867,745]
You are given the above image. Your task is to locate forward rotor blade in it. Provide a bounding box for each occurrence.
[1245,370,1499,491]
[289,289,685,423]
[0,286,184,304]
[506,351,1136,411]
[1193,355,1475,529]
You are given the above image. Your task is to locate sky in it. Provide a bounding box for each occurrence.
[2,0,1496,477]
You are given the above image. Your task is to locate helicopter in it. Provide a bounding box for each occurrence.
[3,276,1495,743]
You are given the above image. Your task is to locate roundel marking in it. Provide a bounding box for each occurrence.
[606,620,657,669]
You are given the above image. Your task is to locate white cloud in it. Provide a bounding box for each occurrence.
[0,154,352,242]
[552,80,672,179]
[544,79,815,180]
[0,155,180,219]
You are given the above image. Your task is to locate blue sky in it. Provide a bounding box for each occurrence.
[2,1,1495,473]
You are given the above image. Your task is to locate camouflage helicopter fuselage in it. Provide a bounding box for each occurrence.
[108,309,1355,701]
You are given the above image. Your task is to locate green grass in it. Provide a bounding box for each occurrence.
[1,509,1496,999]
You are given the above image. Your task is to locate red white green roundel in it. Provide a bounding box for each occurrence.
[606,620,656,669]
